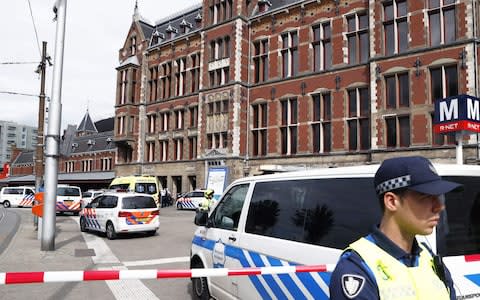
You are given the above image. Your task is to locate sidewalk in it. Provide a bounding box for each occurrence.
[0,209,115,300]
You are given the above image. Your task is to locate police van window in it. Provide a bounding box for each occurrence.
[58,187,80,196]
[123,196,157,209]
[26,189,34,195]
[437,176,480,256]
[212,184,249,231]
[245,178,380,249]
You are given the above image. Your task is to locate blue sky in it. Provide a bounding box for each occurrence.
[0,0,197,129]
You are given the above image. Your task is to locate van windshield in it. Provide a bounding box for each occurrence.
[135,183,157,194]
[438,176,480,257]
[57,187,80,197]
[122,196,157,209]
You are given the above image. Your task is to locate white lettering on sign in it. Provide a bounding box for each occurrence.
[467,97,480,121]
[440,123,459,131]
[440,99,458,121]
[467,123,480,130]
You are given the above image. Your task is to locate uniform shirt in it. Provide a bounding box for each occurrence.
[329,227,456,300]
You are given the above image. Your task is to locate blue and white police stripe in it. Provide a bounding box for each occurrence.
[193,236,331,299]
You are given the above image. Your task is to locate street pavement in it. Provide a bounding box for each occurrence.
[0,207,196,300]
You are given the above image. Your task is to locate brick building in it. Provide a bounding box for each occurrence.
[3,111,116,190]
[114,0,480,196]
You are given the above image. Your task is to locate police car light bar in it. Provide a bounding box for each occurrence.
[0,265,335,285]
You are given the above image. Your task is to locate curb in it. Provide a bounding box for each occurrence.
[0,209,20,255]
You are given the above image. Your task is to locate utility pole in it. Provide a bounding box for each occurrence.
[42,0,67,251]
[34,41,48,231]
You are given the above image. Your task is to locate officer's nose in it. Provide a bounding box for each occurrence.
[432,195,445,213]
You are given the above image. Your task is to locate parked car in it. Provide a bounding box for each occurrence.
[79,191,159,239]
[0,186,35,208]
[176,190,206,210]
[81,189,104,207]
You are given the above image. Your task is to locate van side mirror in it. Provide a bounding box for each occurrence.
[194,210,208,226]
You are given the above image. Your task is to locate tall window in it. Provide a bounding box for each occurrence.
[431,64,458,145]
[429,0,456,46]
[189,106,198,128]
[65,161,74,173]
[131,69,137,103]
[253,39,269,83]
[175,110,184,130]
[385,73,410,108]
[174,138,183,160]
[190,53,200,93]
[130,36,136,55]
[252,103,267,156]
[117,116,126,135]
[128,116,135,133]
[147,142,155,162]
[281,31,299,78]
[101,158,112,171]
[280,98,298,155]
[312,22,332,71]
[209,67,229,87]
[188,136,197,159]
[82,159,93,172]
[383,0,408,55]
[119,70,127,105]
[347,87,370,151]
[312,93,332,153]
[160,140,169,161]
[160,62,172,99]
[386,115,410,148]
[209,0,233,25]
[346,12,369,64]
[147,114,156,133]
[160,112,169,132]
[175,57,186,96]
[148,66,158,102]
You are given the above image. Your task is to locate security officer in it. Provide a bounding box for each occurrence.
[329,156,460,300]
[200,188,215,212]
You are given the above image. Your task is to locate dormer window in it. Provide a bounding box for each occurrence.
[150,30,165,46]
[166,23,178,39]
[180,19,192,34]
[195,11,202,28]
[130,36,137,55]
[258,0,272,13]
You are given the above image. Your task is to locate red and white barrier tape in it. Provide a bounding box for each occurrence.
[0,264,335,285]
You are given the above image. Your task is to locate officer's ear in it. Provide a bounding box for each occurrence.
[383,192,400,212]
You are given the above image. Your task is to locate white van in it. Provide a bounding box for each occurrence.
[56,185,82,214]
[190,163,480,300]
[0,186,35,208]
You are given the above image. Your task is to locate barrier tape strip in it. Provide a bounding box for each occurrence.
[0,265,335,285]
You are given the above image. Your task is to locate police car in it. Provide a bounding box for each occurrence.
[176,190,206,210]
[79,191,159,240]
[190,163,480,300]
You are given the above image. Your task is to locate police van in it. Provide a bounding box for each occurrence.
[109,175,159,206]
[56,185,82,214]
[0,186,35,208]
[190,163,480,299]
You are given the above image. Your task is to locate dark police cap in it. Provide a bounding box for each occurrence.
[374,156,462,196]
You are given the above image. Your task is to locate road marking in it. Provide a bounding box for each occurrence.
[123,256,189,267]
[73,217,160,300]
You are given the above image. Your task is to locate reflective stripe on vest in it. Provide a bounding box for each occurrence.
[349,238,450,300]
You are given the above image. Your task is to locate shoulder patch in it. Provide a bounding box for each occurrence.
[341,274,365,298]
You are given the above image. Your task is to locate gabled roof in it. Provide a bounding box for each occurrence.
[251,0,304,17]
[11,151,34,166]
[77,110,98,134]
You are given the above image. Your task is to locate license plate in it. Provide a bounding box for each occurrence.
[138,218,148,222]
[63,200,73,205]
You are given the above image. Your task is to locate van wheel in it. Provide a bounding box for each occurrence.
[2,201,10,208]
[176,202,182,210]
[106,222,117,240]
[192,263,210,300]
[80,217,87,232]
[146,230,156,237]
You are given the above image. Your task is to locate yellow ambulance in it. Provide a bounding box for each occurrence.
[109,175,160,206]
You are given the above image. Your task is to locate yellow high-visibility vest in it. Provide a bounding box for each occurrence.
[348,238,450,300]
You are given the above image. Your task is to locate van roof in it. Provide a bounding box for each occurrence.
[232,163,480,185]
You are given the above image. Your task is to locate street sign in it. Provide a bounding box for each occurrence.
[434,94,480,134]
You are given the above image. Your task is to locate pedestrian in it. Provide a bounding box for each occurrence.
[160,188,166,208]
[329,156,461,300]
[199,189,214,212]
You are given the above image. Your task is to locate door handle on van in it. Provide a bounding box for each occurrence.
[228,236,236,242]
